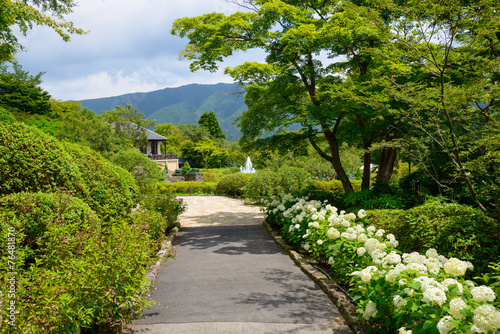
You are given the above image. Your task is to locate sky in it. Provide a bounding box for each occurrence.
[14,0,266,101]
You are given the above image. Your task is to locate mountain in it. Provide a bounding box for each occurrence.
[78,82,247,141]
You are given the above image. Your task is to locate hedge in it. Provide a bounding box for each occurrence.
[0,192,154,333]
[156,181,218,195]
[217,173,253,197]
[367,198,499,276]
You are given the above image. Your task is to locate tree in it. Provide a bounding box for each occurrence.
[198,111,226,139]
[103,104,156,149]
[0,0,86,62]
[154,123,182,154]
[172,0,398,194]
[0,62,51,115]
[366,0,500,245]
[181,137,229,169]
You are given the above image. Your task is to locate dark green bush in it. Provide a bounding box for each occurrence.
[244,167,314,199]
[217,173,253,197]
[0,192,154,333]
[109,148,164,185]
[63,142,139,219]
[303,180,362,207]
[367,198,499,276]
[0,122,89,198]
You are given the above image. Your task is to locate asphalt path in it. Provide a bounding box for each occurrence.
[126,196,352,334]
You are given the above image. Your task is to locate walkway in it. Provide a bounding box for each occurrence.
[126,196,352,334]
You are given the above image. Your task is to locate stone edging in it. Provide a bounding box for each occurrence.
[146,223,180,285]
[262,221,367,334]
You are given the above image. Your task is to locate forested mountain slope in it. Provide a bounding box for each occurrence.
[79,83,247,141]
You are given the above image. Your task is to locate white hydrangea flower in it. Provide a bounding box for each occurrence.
[371,249,388,265]
[449,298,467,319]
[311,214,319,220]
[403,252,427,265]
[346,212,356,221]
[360,266,378,283]
[357,209,367,219]
[357,247,367,257]
[426,248,439,258]
[326,228,340,240]
[425,257,443,275]
[385,264,407,282]
[362,300,377,320]
[393,295,408,308]
[470,286,496,303]
[404,288,414,296]
[365,238,380,255]
[441,278,463,295]
[375,229,385,238]
[443,258,468,277]
[405,262,428,274]
[423,286,447,306]
[383,251,402,266]
[437,315,456,334]
[317,239,323,246]
[367,225,376,235]
[398,327,412,334]
[303,243,310,251]
[295,224,300,229]
[357,233,368,243]
[473,304,500,333]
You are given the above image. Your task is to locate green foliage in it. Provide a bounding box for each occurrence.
[0,0,86,61]
[0,192,154,332]
[0,106,16,124]
[182,161,191,174]
[103,104,156,148]
[198,111,226,139]
[217,173,253,197]
[109,148,164,186]
[63,142,139,219]
[367,199,499,276]
[303,180,362,208]
[156,181,217,195]
[244,167,314,199]
[181,137,229,169]
[344,189,404,210]
[0,122,89,198]
[0,63,52,115]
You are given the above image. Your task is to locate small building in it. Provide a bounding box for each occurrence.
[132,126,179,175]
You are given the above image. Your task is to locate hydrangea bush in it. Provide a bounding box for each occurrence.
[262,195,500,333]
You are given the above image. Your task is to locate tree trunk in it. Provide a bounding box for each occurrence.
[376,146,397,184]
[326,133,354,195]
[361,149,371,191]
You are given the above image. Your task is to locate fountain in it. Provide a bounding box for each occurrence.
[240,156,256,173]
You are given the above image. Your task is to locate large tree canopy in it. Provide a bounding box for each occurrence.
[172,0,399,194]
[0,0,86,61]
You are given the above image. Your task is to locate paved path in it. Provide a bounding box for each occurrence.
[126,196,352,334]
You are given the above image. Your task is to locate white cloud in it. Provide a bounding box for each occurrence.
[14,0,259,100]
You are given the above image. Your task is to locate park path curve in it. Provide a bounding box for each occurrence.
[126,196,353,334]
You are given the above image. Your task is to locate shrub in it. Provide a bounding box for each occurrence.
[182,161,191,174]
[367,198,499,276]
[0,192,154,333]
[0,122,89,197]
[156,181,218,195]
[303,180,362,208]
[0,106,16,124]
[217,173,253,197]
[63,142,139,219]
[263,194,500,334]
[244,167,314,199]
[109,148,164,186]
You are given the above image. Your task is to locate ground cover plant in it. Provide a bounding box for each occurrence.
[263,194,500,333]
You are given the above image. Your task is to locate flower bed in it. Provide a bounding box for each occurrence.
[262,194,500,333]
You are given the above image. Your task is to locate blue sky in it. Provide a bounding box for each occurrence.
[14,0,265,101]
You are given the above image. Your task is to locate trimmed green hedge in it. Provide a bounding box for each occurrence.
[0,192,154,333]
[156,181,218,195]
[0,123,140,220]
[367,198,499,276]
[0,122,88,198]
[217,173,253,197]
[63,142,139,219]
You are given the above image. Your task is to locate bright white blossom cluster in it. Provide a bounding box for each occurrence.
[263,195,500,334]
